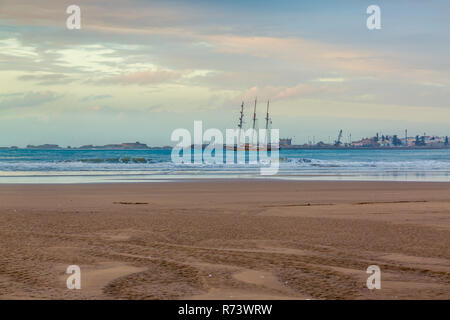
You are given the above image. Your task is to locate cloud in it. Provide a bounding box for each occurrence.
[80,94,112,102]
[240,83,339,102]
[18,73,72,85]
[314,78,345,83]
[0,38,38,58]
[0,1,449,120]
[1,2,448,90]
[0,91,62,109]
[97,69,181,86]
[205,35,394,80]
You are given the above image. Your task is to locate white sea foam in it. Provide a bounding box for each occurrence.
[0,158,449,172]
[0,149,449,182]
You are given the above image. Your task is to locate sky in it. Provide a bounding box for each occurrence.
[0,0,449,146]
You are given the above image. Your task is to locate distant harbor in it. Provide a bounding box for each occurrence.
[279,132,449,149]
[0,132,449,151]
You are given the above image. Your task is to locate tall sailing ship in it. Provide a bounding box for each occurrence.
[227,98,277,151]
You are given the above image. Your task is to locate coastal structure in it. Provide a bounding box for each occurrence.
[279,138,292,147]
[280,132,449,149]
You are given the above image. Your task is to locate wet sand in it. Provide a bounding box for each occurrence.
[0,181,449,299]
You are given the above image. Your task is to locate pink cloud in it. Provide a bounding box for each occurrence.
[240,83,336,102]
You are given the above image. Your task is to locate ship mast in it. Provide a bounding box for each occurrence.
[252,97,257,145]
[252,97,257,130]
[265,100,271,146]
[237,102,244,147]
[238,101,244,130]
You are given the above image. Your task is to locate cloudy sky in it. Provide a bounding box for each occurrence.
[0,0,449,146]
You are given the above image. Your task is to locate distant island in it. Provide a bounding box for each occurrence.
[0,142,172,150]
[74,142,171,150]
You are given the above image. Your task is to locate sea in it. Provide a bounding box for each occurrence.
[0,148,449,183]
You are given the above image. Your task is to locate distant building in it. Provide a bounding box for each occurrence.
[351,138,379,147]
[279,138,292,146]
[403,137,416,147]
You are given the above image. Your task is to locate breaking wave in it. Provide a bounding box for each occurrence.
[0,149,449,182]
[0,157,449,172]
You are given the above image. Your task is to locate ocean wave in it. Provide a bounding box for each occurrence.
[68,157,157,164]
[0,157,449,172]
[281,158,450,169]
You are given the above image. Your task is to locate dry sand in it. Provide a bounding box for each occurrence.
[0,180,449,299]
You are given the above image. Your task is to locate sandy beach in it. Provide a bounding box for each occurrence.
[0,180,449,300]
